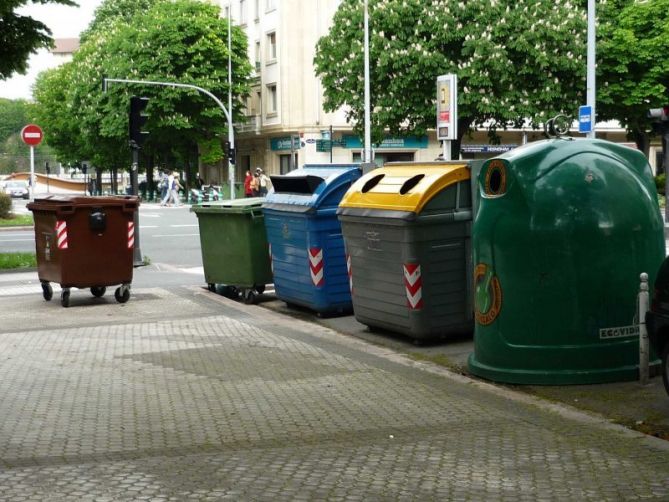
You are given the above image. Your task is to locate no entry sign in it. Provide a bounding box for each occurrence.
[21,124,44,146]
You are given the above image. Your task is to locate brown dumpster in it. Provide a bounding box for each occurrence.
[27,195,140,307]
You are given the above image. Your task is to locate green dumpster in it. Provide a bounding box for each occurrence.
[337,161,476,340]
[191,198,272,304]
[468,139,665,384]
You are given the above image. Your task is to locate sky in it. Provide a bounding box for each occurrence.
[0,0,105,100]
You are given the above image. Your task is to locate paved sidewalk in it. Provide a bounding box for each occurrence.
[0,282,667,500]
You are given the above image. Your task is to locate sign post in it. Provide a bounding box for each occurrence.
[21,124,44,200]
[437,75,457,160]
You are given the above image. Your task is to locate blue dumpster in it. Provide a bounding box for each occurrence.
[263,164,362,314]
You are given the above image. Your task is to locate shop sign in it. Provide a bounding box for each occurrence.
[461,144,518,154]
[342,135,428,149]
[270,137,301,151]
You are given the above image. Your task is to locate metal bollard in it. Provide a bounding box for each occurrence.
[638,272,650,385]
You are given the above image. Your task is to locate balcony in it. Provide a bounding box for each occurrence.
[237,114,262,134]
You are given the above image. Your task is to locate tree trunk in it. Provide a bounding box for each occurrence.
[632,128,650,159]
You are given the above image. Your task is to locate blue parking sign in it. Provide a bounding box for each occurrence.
[579,105,593,133]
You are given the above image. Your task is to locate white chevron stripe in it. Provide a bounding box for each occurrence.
[308,249,323,266]
[310,267,324,285]
[403,265,421,286]
[406,288,423,308]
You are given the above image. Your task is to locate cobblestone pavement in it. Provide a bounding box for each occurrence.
[0,283,668,501]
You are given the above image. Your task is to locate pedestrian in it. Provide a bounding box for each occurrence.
[195,173,204,190]
[160,171,174,206]
[170,172,182,207]
[250,170,260,197]
[257,168,270,196]
[244,170,254,197]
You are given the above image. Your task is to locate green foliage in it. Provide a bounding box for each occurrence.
[597,0,669,153]
[0,98,33,144]
[314,0,587,146]
[0,0,77,80]
[655,173,666,195]
[0,193,11,219]
[80,0,159,42]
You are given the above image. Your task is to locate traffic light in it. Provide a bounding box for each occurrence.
[647,106,669,121]
[45,161,50,174]
[129,96,150,147]
[224,140,235,163]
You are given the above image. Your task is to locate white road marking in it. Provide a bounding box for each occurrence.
[152,234,199,238]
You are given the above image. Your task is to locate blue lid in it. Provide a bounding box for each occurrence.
[264,164,362,211]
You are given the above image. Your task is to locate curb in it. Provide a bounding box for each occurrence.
[0,226,32,232]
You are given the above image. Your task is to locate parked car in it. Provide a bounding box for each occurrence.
[3,180,29,199]
[645,257,669,395]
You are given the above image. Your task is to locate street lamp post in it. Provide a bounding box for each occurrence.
[363,0,373,169]
[586,0,596,139]
[228,1,235,198]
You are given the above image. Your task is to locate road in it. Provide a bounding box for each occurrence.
[1,199,203,269]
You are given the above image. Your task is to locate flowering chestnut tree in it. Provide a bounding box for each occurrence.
[315,0,587,152]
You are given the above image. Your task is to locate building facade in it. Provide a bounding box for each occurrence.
[223,0,648,179]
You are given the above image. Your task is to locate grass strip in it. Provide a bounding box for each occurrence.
[0,253,36,270]
[0,214,33,227]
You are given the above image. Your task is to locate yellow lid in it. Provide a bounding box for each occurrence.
[339,163,470,213]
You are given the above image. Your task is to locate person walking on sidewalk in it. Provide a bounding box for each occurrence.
[250,170,260,197]
[244,170,254,197]
[257,168,270,196]
[170,172,182,207]
[160,171,174,206]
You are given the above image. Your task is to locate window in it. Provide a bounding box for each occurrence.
[266,0,276,11]
[240,0,247,24]
[255,41,261,70]
[267,32,276,61]
[267,84,277,114]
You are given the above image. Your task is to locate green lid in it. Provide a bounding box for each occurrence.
[191,198,265,214]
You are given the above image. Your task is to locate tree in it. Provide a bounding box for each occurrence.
[0,98,32,144]
[79,0,159,43]
[0,0,77,80]
[33,0,253,171]
[314,0,587,154]
[32,64,83,165]
[596,0,669,154]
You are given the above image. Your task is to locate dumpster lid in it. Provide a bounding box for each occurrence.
[264,164,361,209]
[27,195,139,212]
[191,198,265,214]
[339,162,470,214]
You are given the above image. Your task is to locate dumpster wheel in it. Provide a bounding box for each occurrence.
[254,284,266,294]
[91,286,107,298]
[243,289,257,305]
[61,289,71,308]
[114,284,131,304]
[41,282,53,301]
[220,285,240,299]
